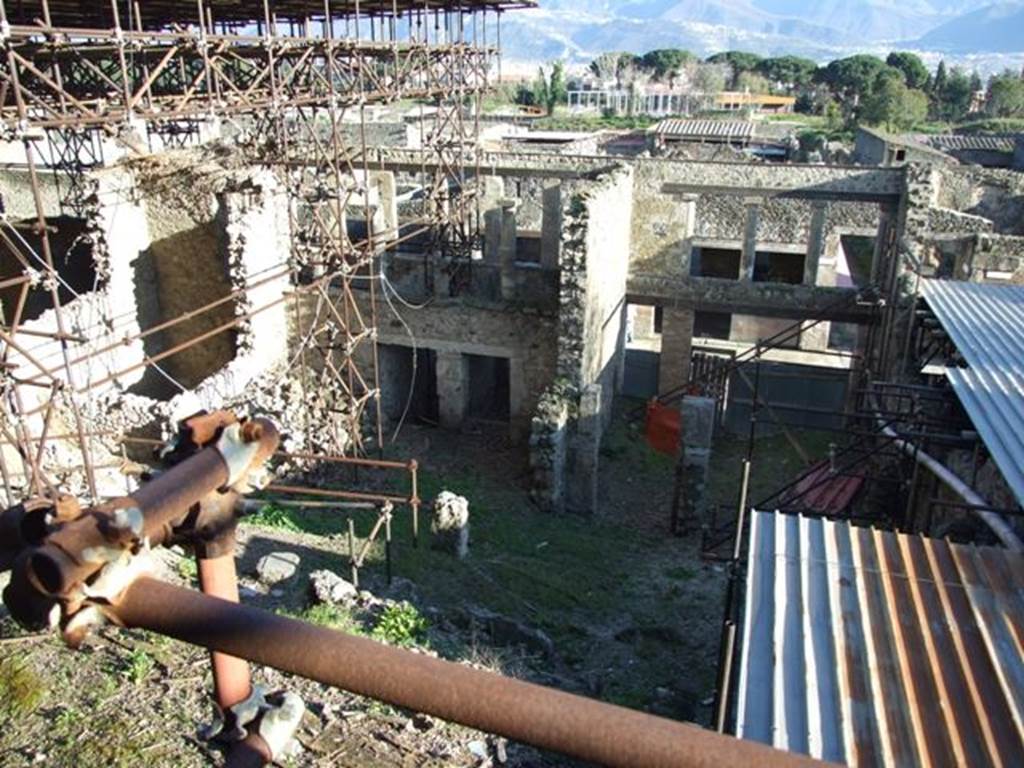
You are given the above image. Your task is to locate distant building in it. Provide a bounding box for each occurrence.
[567,85,710,117]
[651,119,795,161]
[855,126,1020,169]
[713,91,796,114]
[567,86,796,118]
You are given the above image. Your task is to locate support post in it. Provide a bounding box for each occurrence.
[740,197,761,281]
[658,307,695,396]
[804,201,828,286]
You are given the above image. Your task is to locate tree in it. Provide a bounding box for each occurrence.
[988,71,1024,117]
[693,62,730,95]
[939,66,974,121]
[589,52,639,89]
[707,51,763,88]
[886,52,929,90]
[824,99,844,132]
[546,61,567,115]
[757,55,818,92]
[736,71,771,95]
[862,68,928,131]
[820,54,887,108]
[932,61,948,96]
[639,49,696,83]
[589,52,624,85]
[531,66,548,111]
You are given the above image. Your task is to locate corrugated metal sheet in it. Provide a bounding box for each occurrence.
[914,134,1017,153]
[654,119,755,141]
[782,461,864,515]
[737,511,1024,767]
[920,279,1024,507]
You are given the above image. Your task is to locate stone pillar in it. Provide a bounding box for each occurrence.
[741,197,761,280]
[541,182,561,269]
[481,176,505,264]
[871,204,895,285]
[800,320,830,352]
[658,307,695,395]
[631,305,656,340]
[499,198,519,300]
[804,201,828,285]
[674,193,699,274]
[680,396,716,529]
[509,356,527,442]
[567,384,602,515]
[435,350,467,429]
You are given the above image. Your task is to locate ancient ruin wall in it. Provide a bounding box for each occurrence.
[531,165,633,514]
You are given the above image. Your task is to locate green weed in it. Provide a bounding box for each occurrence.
[371,602,429,647]
[0,655,45,723]
[124,649,154,684]
[245,504,304,532]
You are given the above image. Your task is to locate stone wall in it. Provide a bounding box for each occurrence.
[350,292,559,440]
[629,159,891,276]
[0,155,292,497]
[530,164,633,514]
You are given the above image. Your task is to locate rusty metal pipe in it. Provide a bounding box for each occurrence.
[28,419,279,598]
[114,578,827,768]
[197,553,253,712]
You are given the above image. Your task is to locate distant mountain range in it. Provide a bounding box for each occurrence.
[499,1,1024,72]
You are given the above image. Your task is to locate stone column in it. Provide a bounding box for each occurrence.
[741,197,761,280]
[435,350,467,429]
[680,396,716,530]
[871,204,896,286]
[481,176,505,264]
[804,201,828,285]
[566,384,602,515]
[658,306,695,395]
[675,193,699,274]
[509,356,527,443]
[499,198,519,300]
[372,171,398,244]
[541,182,561,269]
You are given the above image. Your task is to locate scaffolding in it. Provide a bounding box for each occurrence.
[0,0,531,506]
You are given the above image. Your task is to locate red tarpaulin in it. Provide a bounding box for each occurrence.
[645,399,680,456]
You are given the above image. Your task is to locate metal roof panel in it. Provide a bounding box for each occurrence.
[921,279,1024,507]
[737,511,1024,766]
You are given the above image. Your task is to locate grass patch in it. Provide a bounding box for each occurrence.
[280,603,366,636]
[665,566,696,582]
[0,655,45,723]
[244,503,305,533]
[123,649,155,684]
[532,114,658,132]
[51,708,173,767]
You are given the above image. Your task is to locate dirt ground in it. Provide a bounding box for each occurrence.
[0,398,820,767]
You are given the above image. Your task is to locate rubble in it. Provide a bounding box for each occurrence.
[308,570,358,606]
[256,551,301,584]
[431,491,470,559]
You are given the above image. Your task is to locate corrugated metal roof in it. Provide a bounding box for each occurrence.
[920,279,1024,507]
[914,134,1018,153]
[654,119,755,141]
[782,460,864,515]
[737,511,1024,766]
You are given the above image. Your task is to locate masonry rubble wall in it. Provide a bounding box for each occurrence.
[1,155,292,498]
[348,292,559,441]
[530,164,633,515]
[629,160,888,277]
